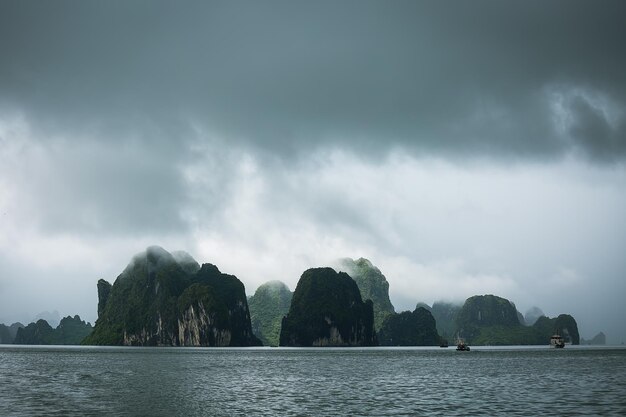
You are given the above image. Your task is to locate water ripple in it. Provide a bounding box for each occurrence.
[1,346,625,416]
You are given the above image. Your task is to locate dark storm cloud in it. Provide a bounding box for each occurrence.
[1,0,625,161]
[567,95,626,161]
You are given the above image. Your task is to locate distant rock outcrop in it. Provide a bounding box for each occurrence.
[337,257,395,331]
[581,332,606,345]
[83,246,261,347]
[33,310,61,328]
[14,316,92,345]
[450,294,580,346]
[378,307,440,346]
[279,267,377,347]
[14,319,55,344]
[422,301,462,341]
[533,314,580,345]
[248,281,293,346]
[0,322,24,344]
[524,307,545,326]
[456,294,521,341]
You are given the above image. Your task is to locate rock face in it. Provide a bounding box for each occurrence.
[83,246,261,346]
[378,307,440,346]
[279,267,377,347]
[456,294,521,341]
[248,281,293,347]
[14,316,92,345]
[337,257,395,331]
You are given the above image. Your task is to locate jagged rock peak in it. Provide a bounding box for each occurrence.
[171,251,201,274]
[84,246,260,347]
[415,302,432,311]
[338,257,381,275]
[524,306,545,326]
[123,246,201,276]
[279,267,376,347]
[121,246,175,275]
[248,280,293,347]
[378,306,441,346]
[97,279,112,318]
[256,280,291,293]
[336,257,395,332]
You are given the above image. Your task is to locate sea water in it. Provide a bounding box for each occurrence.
[1,345,625,416]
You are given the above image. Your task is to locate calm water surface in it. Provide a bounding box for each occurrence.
[1,345,625,416]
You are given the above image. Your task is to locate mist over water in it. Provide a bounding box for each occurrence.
[1,346,625,416]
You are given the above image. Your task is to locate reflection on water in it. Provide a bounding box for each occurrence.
[1,346,625,416]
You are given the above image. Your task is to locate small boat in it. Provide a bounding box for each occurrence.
[439,340,449,348]
[456,338,470,351]
[550,333,565,348]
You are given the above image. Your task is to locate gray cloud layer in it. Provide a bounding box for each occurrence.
[1,0,625,161]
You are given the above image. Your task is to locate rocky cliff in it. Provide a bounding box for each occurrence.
[82,246,261,346]
[248,281,293,346]
[279,267,377,347]
[378,307,440,346]
[337,257,395,331]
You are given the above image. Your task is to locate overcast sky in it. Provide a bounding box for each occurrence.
[1,1,625,343]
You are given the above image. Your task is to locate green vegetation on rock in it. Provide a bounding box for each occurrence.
[82,246,261,347]
[248,281,292,347]
[378,307,440,346]
[337,257,395,331]
[280,267,377,347]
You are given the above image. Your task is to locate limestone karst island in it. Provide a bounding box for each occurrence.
[0,246,590,348]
